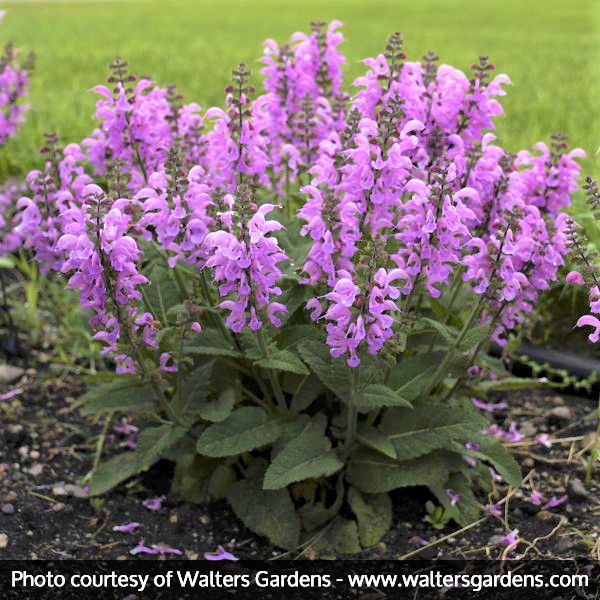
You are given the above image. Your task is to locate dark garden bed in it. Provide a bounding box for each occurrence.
[1,361,599,561]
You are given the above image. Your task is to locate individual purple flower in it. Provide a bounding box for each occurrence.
[471,398,509,412]
[130,538,182,556]
[490,529,519,547]
[113,522,141,534]
[528,491,543,506]
[488,503,502,518]
[536,433,552,449]
[159,352,178,373]
[0,388,23,401]
[543,495,567,510]
[204,545,239,561]
[445,489,460,506]
[142,497,162,511]
[566,271,585,285]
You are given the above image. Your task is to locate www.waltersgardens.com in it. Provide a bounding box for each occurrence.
[8,568,590,594]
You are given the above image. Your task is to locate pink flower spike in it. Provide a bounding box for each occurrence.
[142,497,162,511]
[528,491,543,506]
[535,433,552,449]
[204,545,239,561]
[471,398,509,412]
[566,271,585,285]
[0,388,23,401]
[113,522,141,534]
[543,495,567,510]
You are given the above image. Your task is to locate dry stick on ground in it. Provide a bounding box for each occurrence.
[397,471,534,560]
[505,435,585,448]
[518,515,568,560]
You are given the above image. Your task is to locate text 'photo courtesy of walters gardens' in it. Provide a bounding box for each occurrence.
[0,0,599,584]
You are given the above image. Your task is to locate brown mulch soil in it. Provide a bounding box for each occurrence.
[1,364,599,561]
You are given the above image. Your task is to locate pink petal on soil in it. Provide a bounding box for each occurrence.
[113,522,141,534]
[543,495,567,510]
[204,545,239,561]
[0,388,23,401]
[142,497,162,511]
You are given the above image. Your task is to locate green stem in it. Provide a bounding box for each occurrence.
[256,328,286,411]
[424,295,485,398]
[344,366,360,459]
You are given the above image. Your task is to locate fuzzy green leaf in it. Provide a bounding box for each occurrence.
[469,435,522,487]
[356,424,397,459]
[196,407,281,457]
[198,386,236,423]
[256,349,309,375]
[347,449,464,494]
[298,340,350,400]
[76,380,157,415]
[88,453,139,496]
[387,353,445,401]
[228,473,300,550]
[263,422,343,490]
[355,383,412,412]
[184,328,241,358]
[379,401,487,461]
[311,517,362,555]
[348,488,392,548]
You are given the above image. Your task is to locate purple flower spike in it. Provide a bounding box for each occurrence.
[543,495,567,510]
[113,522,141,534]
[204,545,239,561]
[142,497,162,511]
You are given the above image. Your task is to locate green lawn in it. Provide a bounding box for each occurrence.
[1,0,599,181]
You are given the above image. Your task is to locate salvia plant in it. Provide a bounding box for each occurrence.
[0,21,589,553]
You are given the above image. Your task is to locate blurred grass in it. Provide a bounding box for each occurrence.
[0,0,599,185]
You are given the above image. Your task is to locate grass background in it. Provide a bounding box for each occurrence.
[0,0,598,185]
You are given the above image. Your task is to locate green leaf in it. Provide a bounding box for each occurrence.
[387,353,445,401]
[184,328,240,358]
[311,517,361,555]
[419,317,457,344]
[175,361,213,422]
[277,325,320,349]
[228,471,300,550]
[347,449,464,494]
[356,424,397,459]
[196,407,281,457]
[355,383,412,412]
[76,379,157,415]
[144,265,181,323]
[290,374,324,413]
[379,401,488,461]
[298,340,350,400]
[88,453,139,496]
[474,377,553,394]
[277,284,307,326]
[256,349,309,375]
[458,324,490,352]
[432,472,480,527]
[0,256,14,269]
[263,422,343,490]
[348,488,392,548]
[469,435,522,487]
[198,386,236,423]
[135,424,188,471]
[298,476,344,532]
